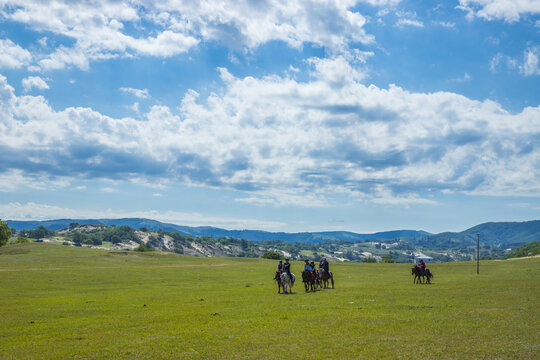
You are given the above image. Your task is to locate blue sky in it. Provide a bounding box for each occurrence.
[0,0,539,233]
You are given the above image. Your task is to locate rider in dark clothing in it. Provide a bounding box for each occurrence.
[283,259,293,283]
[322,258,329,275]
[277,260,284,273]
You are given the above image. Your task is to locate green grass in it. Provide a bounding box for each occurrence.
[0,243,538,359]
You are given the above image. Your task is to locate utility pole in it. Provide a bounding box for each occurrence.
[477,233,480,274]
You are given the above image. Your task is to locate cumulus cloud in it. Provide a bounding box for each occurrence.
[1,1,198,70]
[520,46,540,76]
[0,202,287,230]
[120,87,150,99]
[0,39,32,68]
[458,0,540,22]
[0,0,384,70]
[22,76,49,92]
[0,54,538,206]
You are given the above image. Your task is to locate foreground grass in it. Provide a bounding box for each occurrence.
[0,243,538,359]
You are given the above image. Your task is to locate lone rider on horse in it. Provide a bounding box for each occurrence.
[418,259,426,276]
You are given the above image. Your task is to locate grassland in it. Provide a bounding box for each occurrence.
[0,243,538,359]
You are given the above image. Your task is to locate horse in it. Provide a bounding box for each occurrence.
[412,265,433,284]
[320,269,334,289]
[315,270,322,288]
[280,272,295,294]
[302,271,316,292]
[274,271,284,293]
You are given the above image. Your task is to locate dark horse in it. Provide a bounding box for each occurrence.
[411,265,433,284]
[302,271,316,292]
[274,271,283,293]
[320,269,334,288]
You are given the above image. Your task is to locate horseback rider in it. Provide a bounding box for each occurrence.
[283,258,293,283]
[418,259,426,276]
[274,260,284,282]
[277,260,284,273]
[310,261,317,279]
[304,259,311,272]
[322,258,329,276]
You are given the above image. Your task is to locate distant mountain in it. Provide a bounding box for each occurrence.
[5,218,430,244]
[6,218,538,248]
[411,220,540,248]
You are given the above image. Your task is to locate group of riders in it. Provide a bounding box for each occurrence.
[275,258,330,284]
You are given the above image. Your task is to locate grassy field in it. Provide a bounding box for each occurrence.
[0,243,538,359]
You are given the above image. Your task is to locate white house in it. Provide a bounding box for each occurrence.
[414,254,433,263]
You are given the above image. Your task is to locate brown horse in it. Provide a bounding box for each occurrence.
[274,271,284,293]
[320,269,334,288]
[302,271,316,292]
[412,265,433,284]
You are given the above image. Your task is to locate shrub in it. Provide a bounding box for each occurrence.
[135,243,154,252]
[261,251,284,260]
[362,257,377,263]
[12,237,29,244]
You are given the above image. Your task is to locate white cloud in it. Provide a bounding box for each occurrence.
[0,0,385,70]
[0,39,32,68]
[100,187,117,193]
[0,55,538,206]
[458,0,540,22]
[0,202,287,230]
[453,72,471,82]
[120,87,150,99]
[368,186,438,206]
[38,37,47,47]
[395,18,424,28]
[127,102,140,113]
[437,21,456,29]
[520,46,540,76]
[492,47,540,76]
[0,169,71,192]
[22,76,50,92]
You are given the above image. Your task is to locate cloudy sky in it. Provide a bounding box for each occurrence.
[0,0,539,233]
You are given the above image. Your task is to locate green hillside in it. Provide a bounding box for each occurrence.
[505,241,540,258]
[0,243,538,359]
[414,220,540,249]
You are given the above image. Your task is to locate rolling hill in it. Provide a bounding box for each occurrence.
[5,218,430,243]
[414,220,540,249]
[5,218,539,249]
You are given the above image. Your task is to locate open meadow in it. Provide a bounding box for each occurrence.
[0,243,538,359]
